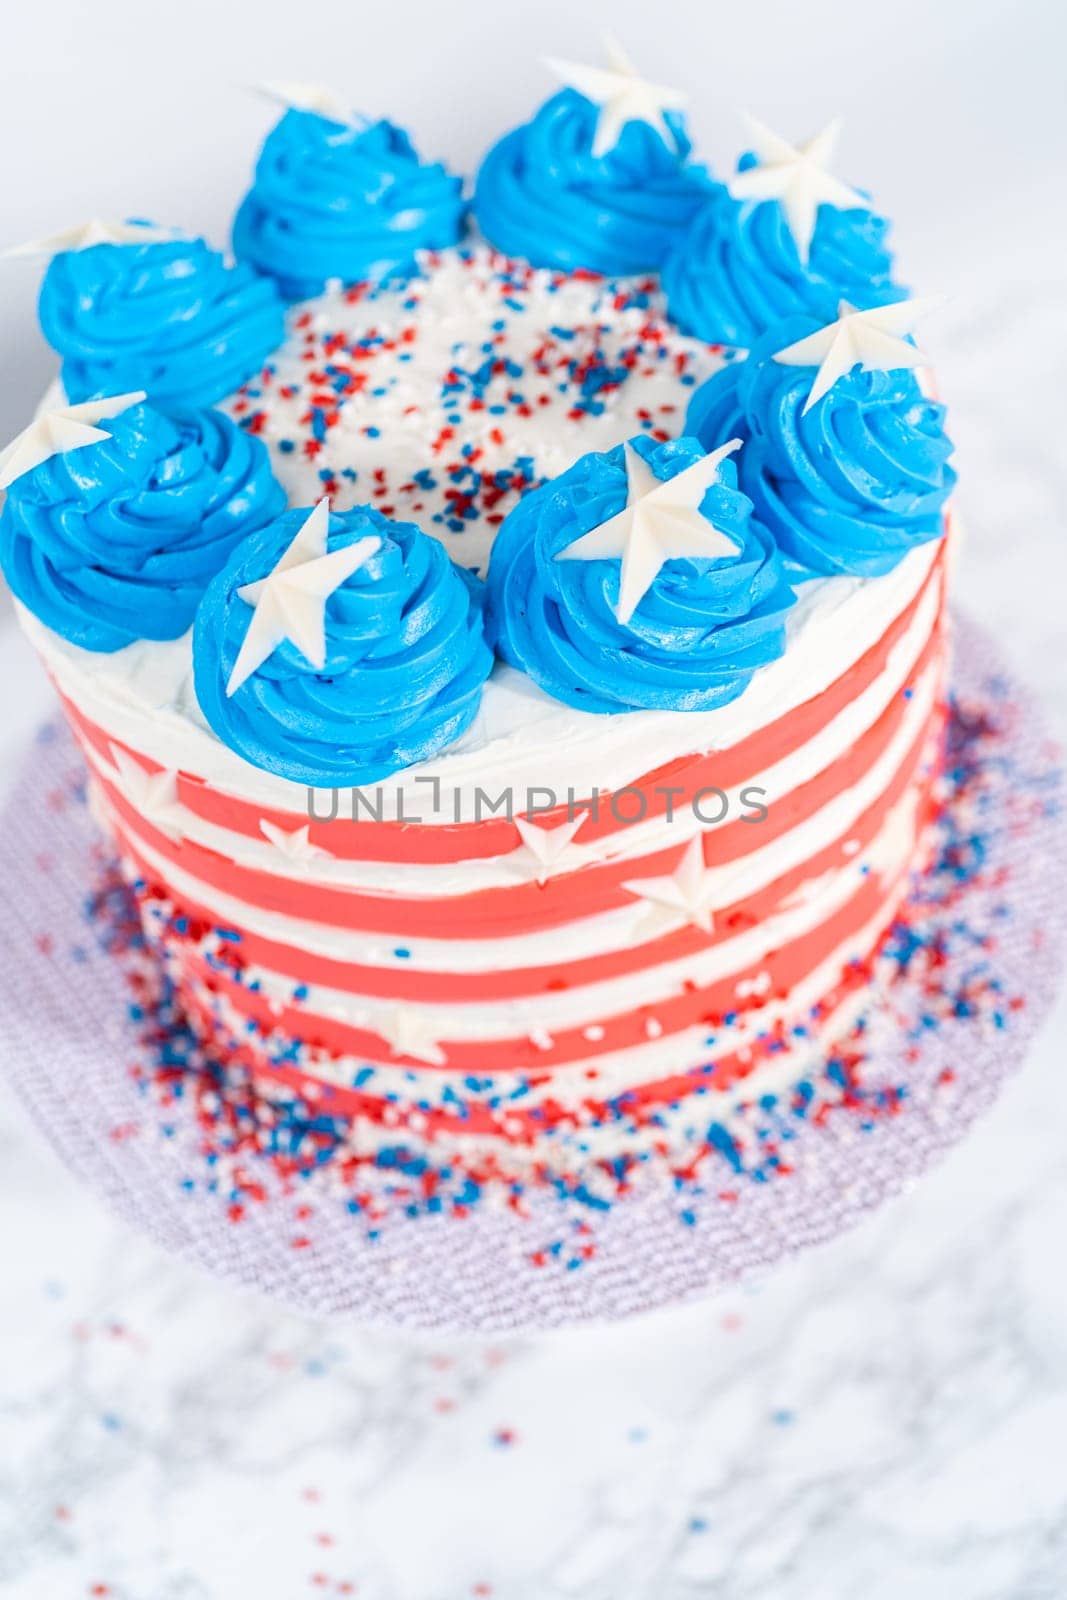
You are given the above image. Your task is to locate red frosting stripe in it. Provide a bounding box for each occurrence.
[109,703,944,1002]
[54,546,944,866]
[168,836,924,1078]
[87,620,944,940]
[179,975,870,1142]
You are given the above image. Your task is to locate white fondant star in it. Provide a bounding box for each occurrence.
[510,811,590,886]
[226,499,380,697]
[0,392,147,492]
[773,297,937,413]
[259,819,330,864]
[257,81,360,127]
[4,220,169,260]
[546,36,688,159]
[728,116,864,265]
[555,438,742,625]
[108,745,185,840]
[373,1007,447,1067]
[621,836,719,934]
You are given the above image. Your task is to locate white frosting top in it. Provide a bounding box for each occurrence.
[21,243,942,821]
[218,246,727,578]
[23,540,938,822]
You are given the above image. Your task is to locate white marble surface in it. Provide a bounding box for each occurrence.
[2,259,1067,1600]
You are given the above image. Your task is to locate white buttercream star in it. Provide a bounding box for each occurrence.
[108,745,185,840]
[373,1007,447,1067]
[4,219,170,260]
[555,438,742,625]
[621,836,719,934]
[773,297,937,413]
[0,392,147,492]
[257,81,360,127]
[226,499,381,697]
[546,36,687,159]
[728,116,864,265]
[509,811,590,886]
[259,819,330,864]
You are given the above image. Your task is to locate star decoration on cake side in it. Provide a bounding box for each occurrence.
[509,811,591,886]
[555,439,742,625]
[621,836,719,934]
[0,392,147,492]
[107,745,186,841]
[773,297,937,413]
[256,81,361,127]
[226,500,381,696]
[546,36,688,159]
[373,1007,448,1067]
[728,116,865,265]
[259,819,331,865]
[5,220,170,259]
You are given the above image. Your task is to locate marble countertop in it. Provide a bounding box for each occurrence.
[1,275,1066,1600]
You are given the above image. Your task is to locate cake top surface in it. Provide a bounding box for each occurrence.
[219,247,726,580]
[22,535,941,816]
[1,45,955,791]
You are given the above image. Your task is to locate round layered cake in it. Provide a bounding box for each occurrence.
[2,57,956,1176]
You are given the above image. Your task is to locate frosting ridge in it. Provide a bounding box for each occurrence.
[686,320,955,576]
[486,433,795,713]
[474,89,712,275]
[0,401,286,651]
[39,232,286,409]
[232,110,465,299]
[662,160,904,348]
[194,505,494,784]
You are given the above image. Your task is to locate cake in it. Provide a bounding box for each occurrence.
[1,51,956,1183]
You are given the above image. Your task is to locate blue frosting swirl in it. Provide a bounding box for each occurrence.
[194,506,494,784]
[662,158,904,347]
[39,233,286,408]
[0,401,286,652]
[232,110,465,299]
[485,434,795,714]
[474,89,712,275]
[686,320,956,578]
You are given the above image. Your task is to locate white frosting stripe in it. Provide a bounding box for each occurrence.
[67,561,943,896]
[168,779,932,1040]
[19,540,941,824]
[171,865,922,1104]
[87,648,942,983]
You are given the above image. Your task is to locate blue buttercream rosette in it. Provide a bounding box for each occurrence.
[0,401,286,652]
[662,160,904,348]
[193,505,494,785]
[232,110,465,299]
[485,434,796,714]
[474,89,712,275]
[685,320,956,578]
[39,232,286,408]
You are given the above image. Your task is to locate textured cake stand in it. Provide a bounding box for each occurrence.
[1,615,1063,1333]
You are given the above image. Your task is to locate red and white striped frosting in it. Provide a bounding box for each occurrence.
[24,530,948,1148]
[16,252,953,1154]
